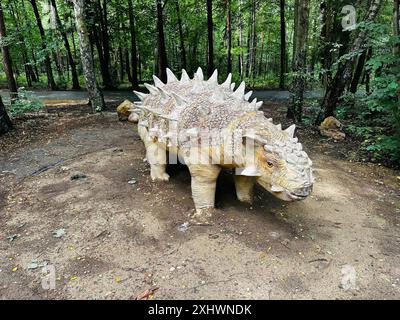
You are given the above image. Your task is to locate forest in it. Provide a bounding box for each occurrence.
[0,0,398,164]
[0,0,400,162]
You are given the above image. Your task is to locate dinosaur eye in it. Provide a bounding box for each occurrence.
[267,161,274,168]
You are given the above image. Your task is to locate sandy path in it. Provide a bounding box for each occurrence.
[0,113,399,300]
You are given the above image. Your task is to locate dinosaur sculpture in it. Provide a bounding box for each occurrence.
[129,68,314,219]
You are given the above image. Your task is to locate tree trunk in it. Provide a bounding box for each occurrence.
[0,96,13,135]
[175,0,187,70]
[287,0,310,122]
[29,0,57,90]
[395,0,400,55]
[206,0,214,77]
[50,0,80,89]
[319,0,382,123]
[72,0,105,112]
[250,0,257,81]
[125,49,133,83]
[292,0,299,70]
[0,2,18,101]
[320,0,334,89]
[279,0,287,90]
[350,50,367,94]
[226,0,232,74]
[101,0,112,88]
[156,0,168,82]
[128,0,139,88]
[238,0,244,79]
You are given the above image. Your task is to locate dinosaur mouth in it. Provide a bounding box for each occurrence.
[287,185,313,200]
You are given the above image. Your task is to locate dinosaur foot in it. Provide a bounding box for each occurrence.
[189,208,215,225]
[151,172,170,182]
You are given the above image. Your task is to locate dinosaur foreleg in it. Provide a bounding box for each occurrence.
[146,142,169,181]
[140,126,169,181]
[187,164,221,219]
[234,175,256,204]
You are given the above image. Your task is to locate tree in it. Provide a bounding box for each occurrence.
[0,96,13,135]
[287,0,310,122]
[206,0,214,77]
[318,0,382,122]
[279,0,287,90]
[157,0,168,82]
[0,2,18,102]
[128,0,139,88]
[7,1,37,87]
[395,0,400,55]
[175,0,187,70]
[226,0,232,75]
[72,0,105,112]
[319,0,334,89]
[50,0,80,90]
[29,0,57,90]
[350,50,367,93]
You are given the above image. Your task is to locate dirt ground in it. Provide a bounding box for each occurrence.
[0,105,399,300]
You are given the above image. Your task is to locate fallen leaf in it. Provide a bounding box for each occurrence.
[131,286,159,300]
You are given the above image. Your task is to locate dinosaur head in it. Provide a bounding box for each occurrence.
[241,125,314,201]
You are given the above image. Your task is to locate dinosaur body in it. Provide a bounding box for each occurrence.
[130,68,314,218]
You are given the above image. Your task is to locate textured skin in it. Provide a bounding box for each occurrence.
[131,68,314,218]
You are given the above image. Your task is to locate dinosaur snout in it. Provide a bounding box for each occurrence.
[288,185,313,200]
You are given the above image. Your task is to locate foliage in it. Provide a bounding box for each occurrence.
[7,88,43,116]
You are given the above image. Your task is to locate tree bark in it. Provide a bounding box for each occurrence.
[226,0,232,75]
[125,49,133,83]
[0,2,18,102]
[319,0,382,122]
[279,0,287,90]
[156,0,168,82]
[175,0,187,70]
[287,0,310,122]
[0,96,13,135]
[320,0,334,89]
[350,50,367,94]
[29,0,57,90]
[206,0,214,77]
[50,0,80,89]
[395,0,400,55]
[72,0,105,112]
[128,0,139,88]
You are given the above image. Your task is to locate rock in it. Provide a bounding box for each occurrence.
[178,222,189,232]
[116,100,134,121]
[319,116,346,141]
[70,172,87,180]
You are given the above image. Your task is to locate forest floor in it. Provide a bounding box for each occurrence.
[0,102,399,300]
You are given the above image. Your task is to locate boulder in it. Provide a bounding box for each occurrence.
[319,116,346,141]
[116,100,134,121]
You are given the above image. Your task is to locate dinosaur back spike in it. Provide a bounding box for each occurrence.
[221,73,232,88]
[134,90,148,101]
[208,69,218,84]
[153,75,165,88]
[181,69,190,83]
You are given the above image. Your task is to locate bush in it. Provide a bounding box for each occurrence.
[8,88,43,116]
